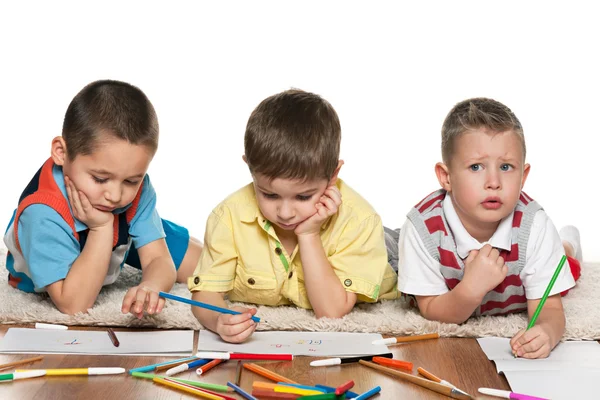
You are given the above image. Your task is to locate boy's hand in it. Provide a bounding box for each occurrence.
[510,325,553,359]
[295,185,342,236]
[121,284,165,319]
[461,244,508,299]
[65,176,113,230]
[215,307,258,343]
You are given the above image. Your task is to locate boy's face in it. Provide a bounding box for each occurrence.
[439,129,530,239]
[60,137,154,212]
[251,174,330,235]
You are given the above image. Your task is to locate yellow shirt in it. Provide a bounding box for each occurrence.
[188,179,398,308]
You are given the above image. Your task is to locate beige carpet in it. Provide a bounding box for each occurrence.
[1,247,598,340]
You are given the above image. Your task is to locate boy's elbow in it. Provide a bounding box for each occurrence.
[55,301,91,315]
[314,294,356,319]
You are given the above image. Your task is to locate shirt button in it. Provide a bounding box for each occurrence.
[247,278,256,285]
[288,271,293,279]
[193,277,200,285]
[344,279,352,287]
[275,248,283,255]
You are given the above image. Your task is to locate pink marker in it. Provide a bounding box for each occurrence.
[478,387,550,400]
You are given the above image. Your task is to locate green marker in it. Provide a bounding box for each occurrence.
[131,371,232,392]
[0,370,46,382]
[527,255,568,330]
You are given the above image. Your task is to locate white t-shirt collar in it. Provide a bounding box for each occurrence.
[443,194,514,259]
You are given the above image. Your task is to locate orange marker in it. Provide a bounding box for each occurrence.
[372,356,413,371]
[243,363,298,384]
[196,359,225,375]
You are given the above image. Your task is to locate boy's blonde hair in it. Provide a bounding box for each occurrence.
[244,89,341,182]
[62,80,159,160]
[441,98,525,165]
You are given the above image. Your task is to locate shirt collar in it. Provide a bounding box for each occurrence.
[443,195,514,259]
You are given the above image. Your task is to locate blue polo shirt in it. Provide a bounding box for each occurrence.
[4,165,165,292]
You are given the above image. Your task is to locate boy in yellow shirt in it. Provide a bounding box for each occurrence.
[189,89,398,343]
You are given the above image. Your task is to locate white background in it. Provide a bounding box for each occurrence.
[1,1,598,261]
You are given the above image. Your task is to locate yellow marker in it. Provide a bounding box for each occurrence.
[274,385,322,396]
[16,368,125,376]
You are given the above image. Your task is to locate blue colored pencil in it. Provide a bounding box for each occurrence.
[354,386,381,400]
[159,292,261,323]
[227,381,258,400]
[315,384,359,398]
[129,356,197,374]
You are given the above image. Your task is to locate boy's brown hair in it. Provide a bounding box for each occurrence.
[62,80,159,160]
[441,97,525,165]
[244,89,341,181]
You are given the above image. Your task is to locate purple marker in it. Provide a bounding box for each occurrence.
[478,387,550,400]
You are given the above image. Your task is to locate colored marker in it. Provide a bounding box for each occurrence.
[195,352,293,361]
[131,372,233,392]
[335,380,355,395]
[0,370,46,382]
[196,359,225,375]
[354,386,381,400]
[417,367,455,387]
[159,292,261,323]
[279,383,328,393]
[372,332,439,345]
[310,352,393,367]
[35,323,68,330]
[166,358,210,376]
[129,356,197,374]
[373,357,413,371]
[0,356,44,372]
[227,381,258,400]
[17,368,125,376]
[528,255,567,330]
[314,384,359,398]
[478,387,550,400]
[106,328,120,347]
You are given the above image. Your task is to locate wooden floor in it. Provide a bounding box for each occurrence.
[0,324,510,399]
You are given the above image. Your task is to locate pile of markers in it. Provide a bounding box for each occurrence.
[129,351,383,399]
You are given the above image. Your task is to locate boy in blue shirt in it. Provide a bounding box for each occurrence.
[4,80,202,317]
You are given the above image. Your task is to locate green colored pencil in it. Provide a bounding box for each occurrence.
[527,255,567,330]
[131,371,233,392]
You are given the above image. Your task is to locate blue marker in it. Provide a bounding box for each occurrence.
[227,381,258,400]
[129,356,197,374]
[165,358,210,376]
[159,292,261,323]
[354,386,381,400]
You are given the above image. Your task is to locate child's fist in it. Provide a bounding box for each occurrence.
[215,307,258,343]
[462,244,508,298]
[510,326,553,359]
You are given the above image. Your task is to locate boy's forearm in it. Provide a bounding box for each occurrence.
[298,234,356,318]
[140,255,176,292]
[50,227,114,314]
[418,282,484,324]
[191,291,227,332]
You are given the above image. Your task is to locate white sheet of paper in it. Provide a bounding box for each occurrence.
[0,328,194,356]
[198,330,390,356]
[477,337,600,372]
[477,337,600,399]
[503,370,599,400]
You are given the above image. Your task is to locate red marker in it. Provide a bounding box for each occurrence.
[195,352,293,361]
[335,380,355,395]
